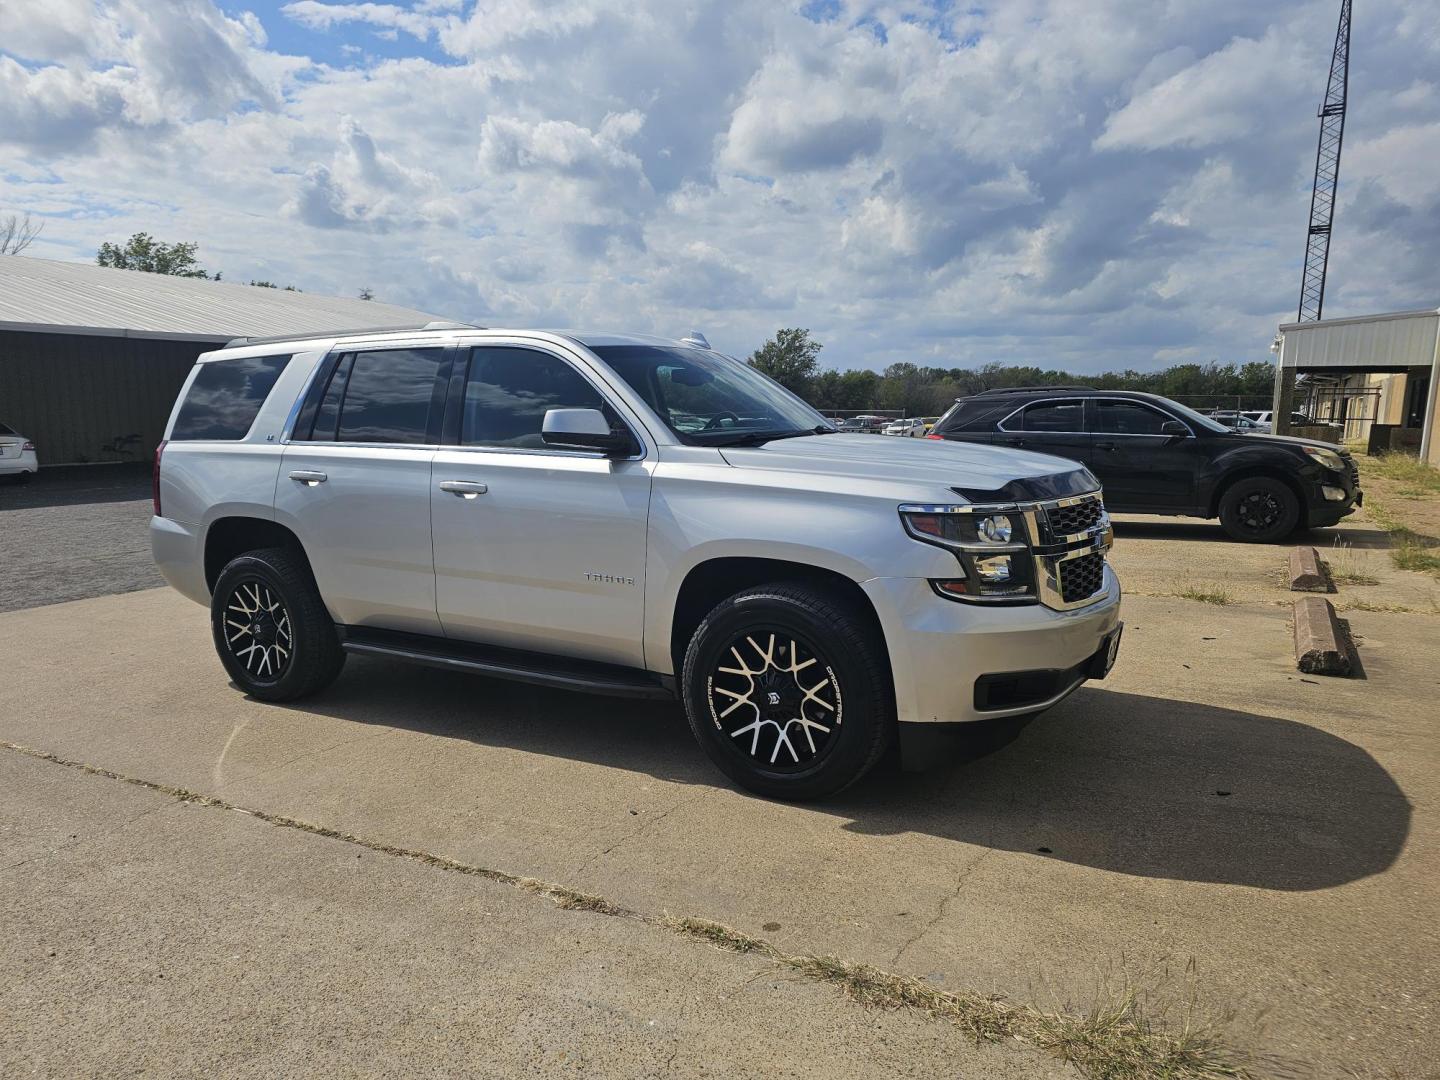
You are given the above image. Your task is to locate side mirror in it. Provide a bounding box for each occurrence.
[1159,420,1189,439]
[541,408,633,456]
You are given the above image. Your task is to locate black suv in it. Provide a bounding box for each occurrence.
[929,387,1362,542]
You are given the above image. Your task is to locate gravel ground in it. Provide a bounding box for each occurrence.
[0,466,163,613]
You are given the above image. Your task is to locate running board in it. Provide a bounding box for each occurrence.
[336,626,674,700]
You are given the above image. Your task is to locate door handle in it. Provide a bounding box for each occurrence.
[1094,441,1117,452]
[438,480,488,499]
[288,470,327,485]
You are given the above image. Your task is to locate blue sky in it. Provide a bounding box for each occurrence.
[1,0,1437,373]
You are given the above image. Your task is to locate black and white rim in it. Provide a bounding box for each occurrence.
[706,631,842,770]
[223,579,293,680]
[1236,489,1284,534]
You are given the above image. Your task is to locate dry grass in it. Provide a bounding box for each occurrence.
[1365,452,1440,492]
[7,739,1274,1080]
[665,915,1260,1079]
[1175,583,1232,605]
[1324,540,1380,586]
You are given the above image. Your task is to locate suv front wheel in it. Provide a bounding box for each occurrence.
[211,547,345,701]
[1217,476,1301,543]
[681,583,891,800]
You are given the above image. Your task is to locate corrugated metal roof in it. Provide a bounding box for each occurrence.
[1279,307,1440,370]
[0,255,449,342]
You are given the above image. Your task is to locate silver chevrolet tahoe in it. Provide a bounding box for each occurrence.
[152,324,1122,799]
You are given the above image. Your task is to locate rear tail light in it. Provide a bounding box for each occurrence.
[925,433,944,440]
[22,441,34,450]
[152,440,166,516]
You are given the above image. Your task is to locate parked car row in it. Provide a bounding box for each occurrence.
[0,420,38,482]
[926,386,1360,542]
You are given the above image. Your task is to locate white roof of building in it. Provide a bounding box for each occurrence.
[1277,306,1439,370]
[0,255,448,342]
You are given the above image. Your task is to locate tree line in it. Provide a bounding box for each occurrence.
[747,328,1275,415]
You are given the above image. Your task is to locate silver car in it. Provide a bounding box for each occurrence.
[152,326,1121,799]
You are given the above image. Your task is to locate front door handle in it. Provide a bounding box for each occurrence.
[288,470,327,485]
[439,480,488,499]
[1094,441,1117,452]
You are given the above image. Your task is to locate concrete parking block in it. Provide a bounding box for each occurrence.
[1289,545,1333,593]
[1293,595,1352,676]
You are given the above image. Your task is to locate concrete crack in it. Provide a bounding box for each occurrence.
[889,848,994,968]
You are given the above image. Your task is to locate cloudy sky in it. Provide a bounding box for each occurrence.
[1,0,1437,372]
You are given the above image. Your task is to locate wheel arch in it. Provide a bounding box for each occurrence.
[667,557,889,684]
[204,516,312,594]
[1207,465,1307,518]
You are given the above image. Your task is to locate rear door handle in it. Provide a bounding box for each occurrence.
[1094,441,1117,451]
[439,480,488,499]
[288,470,327,485]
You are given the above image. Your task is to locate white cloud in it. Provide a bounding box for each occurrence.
[1,0,1437,372]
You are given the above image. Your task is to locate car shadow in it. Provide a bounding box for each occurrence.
[286,662,1409,892]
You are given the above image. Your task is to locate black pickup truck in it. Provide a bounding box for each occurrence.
[928,387,1361,542]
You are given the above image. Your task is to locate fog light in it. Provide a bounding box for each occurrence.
[978,514,1013,543]
[1321,485,1347,502]
[974,555,1013,584]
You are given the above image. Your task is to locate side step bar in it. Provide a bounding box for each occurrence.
[336,625,675,700]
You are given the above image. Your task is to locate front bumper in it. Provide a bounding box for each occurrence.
[861,563,1122,726]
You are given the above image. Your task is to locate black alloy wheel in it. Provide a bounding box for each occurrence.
[210,546,345,701]
[707,628,842,771]
[1218,477,1300,543]
[681,583,891,800]
[221,579,293,680]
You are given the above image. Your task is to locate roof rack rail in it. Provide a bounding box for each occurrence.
[973,385,1096,395]
[224,320,484,348]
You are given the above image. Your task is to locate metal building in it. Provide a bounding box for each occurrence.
[0,257,446,466]
[1271,307,1440,464]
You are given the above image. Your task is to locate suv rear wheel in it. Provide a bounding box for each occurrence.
[681,583,891,800]
[1217,477,1301,543]
[211,547,345,701]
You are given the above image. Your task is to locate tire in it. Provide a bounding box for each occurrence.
[680,582,892,801]
[211,546,345,701]
[1217,477,1301,543]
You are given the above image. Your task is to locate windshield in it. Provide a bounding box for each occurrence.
[591,345,834,445]
[1157,398,1230,434]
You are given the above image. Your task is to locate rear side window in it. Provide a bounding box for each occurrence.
[308,348,446,444]
[1006,400,1084,432]
[171,354,289,440]
[461,347,604,449]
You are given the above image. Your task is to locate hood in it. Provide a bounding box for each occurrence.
[718,433,1098,502]
[1223,431,1346,453]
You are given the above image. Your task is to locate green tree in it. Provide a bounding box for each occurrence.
[748,327,822,396]
[96,233,214,278]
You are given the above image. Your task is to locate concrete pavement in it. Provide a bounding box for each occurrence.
[1,581,1436,1076]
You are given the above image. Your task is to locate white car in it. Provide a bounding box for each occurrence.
[0,421,38,481]
[1242,411,1274,433]
[152,326,1120,799]
[883,418,928,438]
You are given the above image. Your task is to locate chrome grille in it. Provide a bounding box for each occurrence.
[1059,551,1105,605]
[1044,497,1104,540]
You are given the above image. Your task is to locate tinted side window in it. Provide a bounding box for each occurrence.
[939,399,1013,432]
[1016,400,1084,432]
[461,347,605,449]
[310,353,354,442]
[1093,400,1170,435]
[334,348,445,444]
[171,354,290,440]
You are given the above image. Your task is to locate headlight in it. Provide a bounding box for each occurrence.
[900,506,1036,602]
[901,509,1022,547]
[1302,446,1347,473]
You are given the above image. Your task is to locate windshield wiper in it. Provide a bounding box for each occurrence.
[706,425,836,447]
